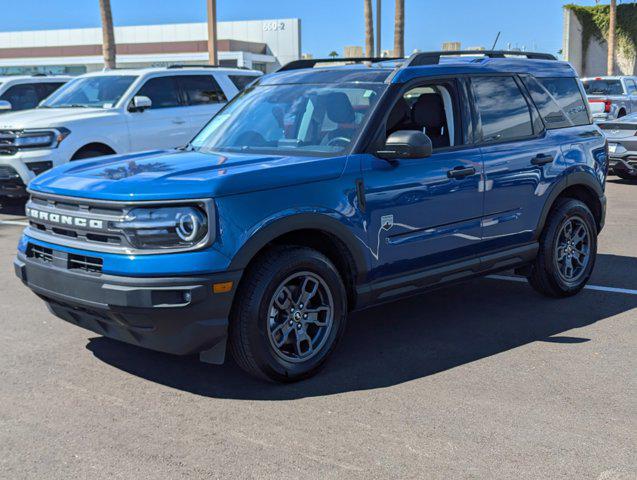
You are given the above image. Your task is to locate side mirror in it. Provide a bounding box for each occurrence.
[130,95,152,112]
[0,100,12,111]
[377,130,433,160]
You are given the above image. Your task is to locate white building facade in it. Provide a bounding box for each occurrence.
[0,19,301,74]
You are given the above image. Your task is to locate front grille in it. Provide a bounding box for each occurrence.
[26,193,129,250]
[24,192,214,255]
[68,253,103,273]
[0,165,20,181]
[0,130,18,155]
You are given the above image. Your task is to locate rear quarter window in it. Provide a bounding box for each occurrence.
[537,77,590,127]
[583,79,624,96]
[228,75,259,91]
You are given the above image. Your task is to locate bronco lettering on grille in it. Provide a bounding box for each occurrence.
[26,207,105,230]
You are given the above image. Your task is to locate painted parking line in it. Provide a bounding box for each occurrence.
[0,220,28,226]
[487,274,637,296]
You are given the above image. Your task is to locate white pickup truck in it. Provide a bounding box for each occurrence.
[582,76,637,122]
[0,66,261,198]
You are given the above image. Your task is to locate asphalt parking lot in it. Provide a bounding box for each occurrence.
[0,180,635,480]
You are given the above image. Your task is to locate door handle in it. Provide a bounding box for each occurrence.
[172,118,186,125]
[531,153,554,166]
[447,166,477,179]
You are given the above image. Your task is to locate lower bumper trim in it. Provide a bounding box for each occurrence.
[15,254,241,362]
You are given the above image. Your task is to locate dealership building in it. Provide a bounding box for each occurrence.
[0,18,301,75]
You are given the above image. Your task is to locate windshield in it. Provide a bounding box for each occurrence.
[190,83,386,156]
[40,75,137,108]
[583,79,624,96]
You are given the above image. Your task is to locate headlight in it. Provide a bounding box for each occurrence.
[15,128,70,149]
[112,205,209,249]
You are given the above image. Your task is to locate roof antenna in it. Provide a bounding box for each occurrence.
[491,32,501,51]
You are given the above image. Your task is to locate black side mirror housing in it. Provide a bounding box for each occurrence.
[377,130,433,160]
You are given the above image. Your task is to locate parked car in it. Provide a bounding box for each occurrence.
[598,114,637,180]
[0,66,261,198]
[15,51,607,382]
[0,75,71,114]
[582,75,637,121]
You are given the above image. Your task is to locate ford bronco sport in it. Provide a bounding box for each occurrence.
[15,51,608,382]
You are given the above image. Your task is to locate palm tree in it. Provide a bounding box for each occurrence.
[364,0,374,57]
[394,0,404,58]
[98,0,116,69]
[207,0,218,65]
[329,50,339,58]
[607,0,616,75]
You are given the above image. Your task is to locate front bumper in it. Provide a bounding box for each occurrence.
[14,252,242,363]
[0,171,26,198]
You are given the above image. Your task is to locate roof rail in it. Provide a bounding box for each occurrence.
[405,50,557,67]
[165,64,251,70]
[277,57,401,72]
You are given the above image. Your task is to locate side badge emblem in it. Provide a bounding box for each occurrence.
[381,214,394,231]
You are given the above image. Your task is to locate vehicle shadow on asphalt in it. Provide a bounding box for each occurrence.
[86,253,637,400]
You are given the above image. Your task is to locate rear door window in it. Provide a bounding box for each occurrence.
[136,77,182,109]
[37,82,65,100]
[626,79,637,95]
[537,77,590,126]
[177,75,227,105]
[472,76,534,143]
[228,75,259,91]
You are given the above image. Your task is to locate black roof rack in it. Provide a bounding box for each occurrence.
[278,57,401,72]
[405,50,557,67]
[165,64,251,70]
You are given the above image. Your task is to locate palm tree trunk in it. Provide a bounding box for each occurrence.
[364,0,374,57]
[98,0,116,69]
[207,0,218,65]
[394,0,404,57]
[607,0,616,75]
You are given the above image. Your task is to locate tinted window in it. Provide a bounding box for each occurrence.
[583,79,624,95]
[0,84,40,111]
[191,83,386,157]
[42,75,136,108]
[626,79,637,95]
[136,77,181,109]
[178,75,226,105]
[521,76,570,129]
[37,82,65,100]
[538,78,589,126]
[472,76,533,142]
[229,75,259,91]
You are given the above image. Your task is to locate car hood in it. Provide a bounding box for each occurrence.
[29,149,347,201]
[0,107,118,129]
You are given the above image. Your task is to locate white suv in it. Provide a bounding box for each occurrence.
[0,66,261,198]
[0,75,71,114]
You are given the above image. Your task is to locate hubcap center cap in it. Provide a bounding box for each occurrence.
[293,311,302,321]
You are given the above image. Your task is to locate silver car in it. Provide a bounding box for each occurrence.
[598,113,637,180]
[582,76,637,122]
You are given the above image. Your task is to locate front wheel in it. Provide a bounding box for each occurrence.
[229,246,347,382]
[615,170,637,181]
[527,198,597,298]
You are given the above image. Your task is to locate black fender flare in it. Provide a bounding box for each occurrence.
[534,172,605,238]
[228,213,369,283]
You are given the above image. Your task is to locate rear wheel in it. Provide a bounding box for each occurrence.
[229,246,347,382]
[527,199,597,298]
[72,149,110,161]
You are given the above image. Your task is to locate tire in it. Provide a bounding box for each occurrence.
[527,198,597,298]
[72,149,108,161]
[229,246,348,382]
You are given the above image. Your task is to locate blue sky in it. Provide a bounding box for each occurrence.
[0,0,604,57]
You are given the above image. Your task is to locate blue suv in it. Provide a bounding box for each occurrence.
[15,51,608,382]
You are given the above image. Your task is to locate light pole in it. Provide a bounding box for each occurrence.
[207,0,218,65]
